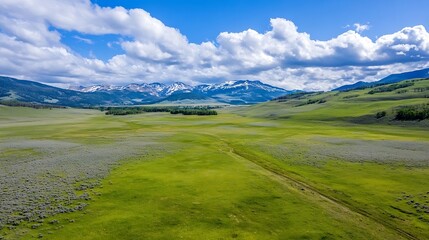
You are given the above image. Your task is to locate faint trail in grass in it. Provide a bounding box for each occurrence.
[207,133,419,240]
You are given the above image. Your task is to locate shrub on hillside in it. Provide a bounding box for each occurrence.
[413,87,429,92]
[395,104,429,121]
[375,111,387,119]
[342,94,359,99]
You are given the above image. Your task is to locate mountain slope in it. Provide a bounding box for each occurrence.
[334,68,429,91]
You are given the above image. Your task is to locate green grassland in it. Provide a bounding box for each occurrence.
[1,79,429,239]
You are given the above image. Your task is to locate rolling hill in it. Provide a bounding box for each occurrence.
[334,68,429,91]
[239,77,429,124]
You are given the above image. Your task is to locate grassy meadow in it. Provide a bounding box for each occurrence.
[1,79,429,239]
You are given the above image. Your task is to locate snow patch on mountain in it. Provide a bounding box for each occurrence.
[165,82,193,95]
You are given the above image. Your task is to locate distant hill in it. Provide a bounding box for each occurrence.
[0,76,126,107]
[334,68,429,91]
[238,77,429,125]
[0,76,292,107]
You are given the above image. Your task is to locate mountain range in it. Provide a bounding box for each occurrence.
[0,77,292,107]
[334,68,429,91]
[2,68,429,107]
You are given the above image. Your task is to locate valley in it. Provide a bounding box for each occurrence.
[1,78,429,239]
[2,0,429,239]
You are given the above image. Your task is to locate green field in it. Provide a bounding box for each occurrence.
[1,79,429,239]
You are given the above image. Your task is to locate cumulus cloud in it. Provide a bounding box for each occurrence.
[0,0,428,90]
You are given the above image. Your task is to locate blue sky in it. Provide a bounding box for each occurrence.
[75,0,429,60]
[95,0,429,41]
[1,0,429,90]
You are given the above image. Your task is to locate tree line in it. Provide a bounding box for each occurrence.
[368,82,414,94]
[0,100,66,109]
[103,106,218,116]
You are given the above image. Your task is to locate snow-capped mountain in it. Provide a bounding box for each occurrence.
[67,80,292,105]
[196,80,290,104]
[76,82,193,96]
[198,80,286,93]
[81,85,124,92]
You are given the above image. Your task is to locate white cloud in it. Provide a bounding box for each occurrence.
[0,1,428,90]
[353,23,370,33]
[73,36,93,44]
